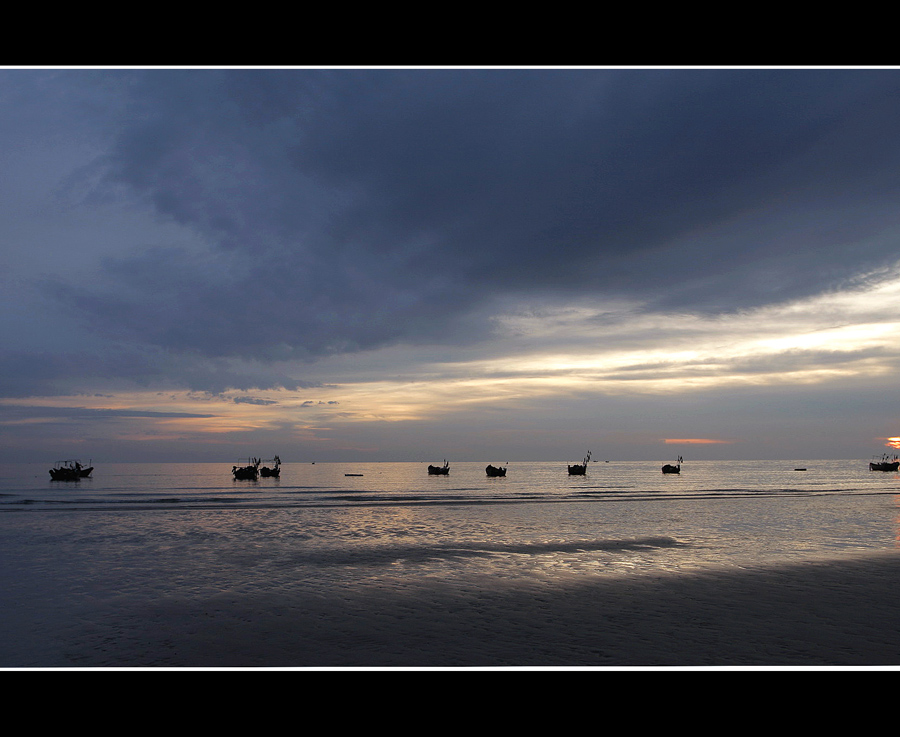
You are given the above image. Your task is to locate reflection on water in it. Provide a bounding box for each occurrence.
[1,460,899,581]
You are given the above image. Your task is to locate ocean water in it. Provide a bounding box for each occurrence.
[3,458,900,576]
[2,459,899,667]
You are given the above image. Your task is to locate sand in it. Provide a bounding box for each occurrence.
[5,551,900,669]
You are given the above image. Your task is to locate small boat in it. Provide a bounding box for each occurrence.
[662,456,683,474]
[485,464,507,477]
[869,454,899,471]
[345,473,364,477]
[568,451,592,475]
[259,455,281,477]
[428,460,450,475]
[232,457,261,480]
[50,466,79,481]
[870,461,899,471]
[49,459,93,481]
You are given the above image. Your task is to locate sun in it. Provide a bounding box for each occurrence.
[885,437,900,450]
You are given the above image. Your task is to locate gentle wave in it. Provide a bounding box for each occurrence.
[2,460,899,512]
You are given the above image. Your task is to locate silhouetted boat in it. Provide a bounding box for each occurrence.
[49,466,79,481]
[662,456,683,474]
[428,460,450,475]
[485,464,507,477]
[232,457,261,480]
[568,451,591,475]
[49,459,93,481]
[869,454,899,471]
[259,455,281,477]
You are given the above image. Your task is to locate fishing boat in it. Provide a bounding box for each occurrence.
[49,459,93,481]
[50,465,79,481]
[232,457,261,480]
[428,460,450,475]
[568,451,592,475]
[869,454,900,471]
[259,455,281,477]
[662,456,683,474]
[485,464,507,477]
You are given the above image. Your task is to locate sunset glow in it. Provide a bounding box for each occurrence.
[4,262,900,461]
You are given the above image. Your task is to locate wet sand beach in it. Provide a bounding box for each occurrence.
[4,551,900,668]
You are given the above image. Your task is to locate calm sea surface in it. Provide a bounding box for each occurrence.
[2,459,899,576]
[2,459,900,666]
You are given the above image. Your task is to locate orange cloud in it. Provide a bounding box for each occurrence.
[664,438,734,444]
[884,437,900,450]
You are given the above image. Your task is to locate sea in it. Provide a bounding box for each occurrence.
[2,459,899,667]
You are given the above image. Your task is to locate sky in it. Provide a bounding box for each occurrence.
[3,66,900,463]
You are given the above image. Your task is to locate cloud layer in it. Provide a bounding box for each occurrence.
[4,67,900,459]
[25,71,900,368]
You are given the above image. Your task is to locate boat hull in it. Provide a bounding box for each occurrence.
[49,460,92,481]
[49,469,80,481]
[870,461,899,471]
[568,451,591,475]
[232,462,260,480]
[259,455,281,477]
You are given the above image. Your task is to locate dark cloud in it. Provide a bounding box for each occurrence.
[14,68,900,392]
[233,396,278,405]
[0,337,322,398]
[0,405,215,421]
